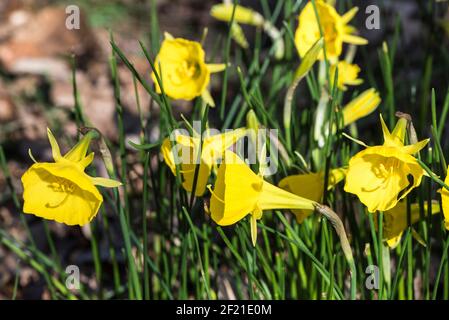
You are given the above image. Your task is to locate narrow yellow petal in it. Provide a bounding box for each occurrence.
[164,31,174,40]
[344,79,364,86]
[230,22,249,48]
[201,90,215,107]
[64,131,96,163]
[207,63,227,73]
[391,118,408,145]
[401,139,429,155]
[79,152,95,168]
[210,4,264,26]
[90,176,122,188]
[341,7,359,24]
[342,88,381,126]
[380,114,394,145]
[342,34,368,45]
[47,128,62,161]
[204,128,247,162]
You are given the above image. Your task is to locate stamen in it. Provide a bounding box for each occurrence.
[45,193,70,209]
[207,184,225,203]
[45,178,76,208]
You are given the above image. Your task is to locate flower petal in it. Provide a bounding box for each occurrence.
[47,128,62,161]
[341,34,368,45]
[210,151,262,226]
[341,7,359,24]
[64,131,96,164]
[207,64,227,73]
[401,139,429,155]
[342,88,381,126]
[278,172,324,223]
[201,89,215,107]
[90,176,122,188]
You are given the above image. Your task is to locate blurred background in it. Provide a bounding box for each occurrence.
[1,0,449,299]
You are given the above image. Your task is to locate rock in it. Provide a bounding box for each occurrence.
[0,7,101,77]
[0,97,15,123]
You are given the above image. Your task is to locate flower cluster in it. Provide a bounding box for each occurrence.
[20,1,449,254]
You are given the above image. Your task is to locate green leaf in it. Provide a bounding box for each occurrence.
[293,37,324,83]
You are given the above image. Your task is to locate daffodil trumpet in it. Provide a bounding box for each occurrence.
[21,128,122,226]
[161,128,248,197]
[344,114,429,213]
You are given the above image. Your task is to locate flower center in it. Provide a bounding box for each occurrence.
[45,177,76,208]
[362,157,402,193]
[171,60,201,84]
[323,22,338,42]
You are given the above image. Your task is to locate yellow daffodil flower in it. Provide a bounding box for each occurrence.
[330,61,363,91]
[152,33,226,106]
[344,115,429,213]
[440,169,449,230]
[342,88,381,126]
[161,128,247,197]
[210,4,264,26]
[209,151,316,245]
[21,129,121,226]
[294,0,368,60]
[375,201,440,248]
[279,168,346,223]
[210,4,284,59]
